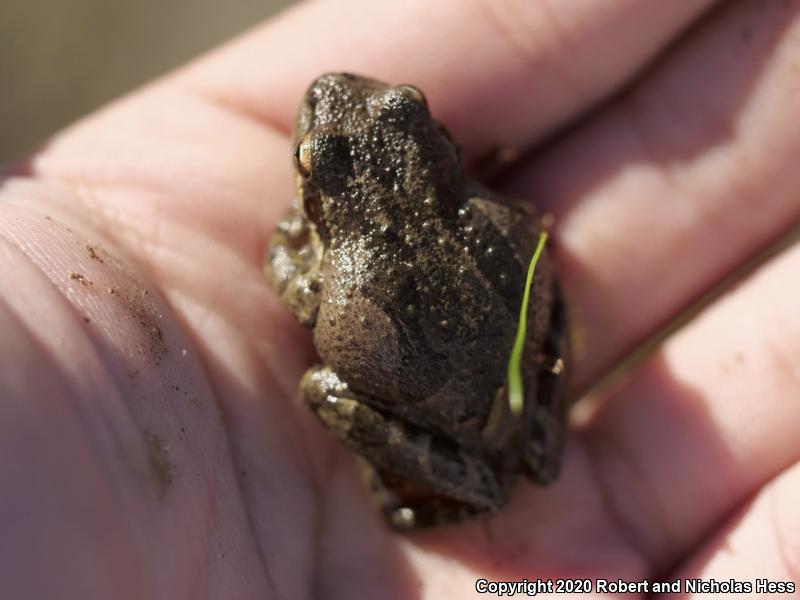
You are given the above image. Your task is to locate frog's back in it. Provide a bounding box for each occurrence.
[313,186,554,439]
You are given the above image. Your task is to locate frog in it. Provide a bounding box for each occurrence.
[265,73,568,529]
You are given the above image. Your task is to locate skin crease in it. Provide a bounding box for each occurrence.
[1,0,800,599]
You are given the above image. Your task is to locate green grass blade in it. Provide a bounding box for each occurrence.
[507,230,549,415]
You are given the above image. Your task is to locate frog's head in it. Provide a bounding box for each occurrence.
[293,73,463,240]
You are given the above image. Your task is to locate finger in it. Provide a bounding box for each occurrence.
[27,0,717,397]
[660,461,800,597]
[504,0,800,388]
[174,0,717,156]
[580,239,800,573]
[0,254,147,599]
[23,88,310,402]
[398,439,651,598]
[30,0,720,229]
[0,203,270,597]
[30,87,294,262]
[31,0,719,183]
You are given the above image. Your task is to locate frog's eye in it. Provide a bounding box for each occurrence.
[295,133,314,179]
[294,131,353,194]
[394,84,428,107]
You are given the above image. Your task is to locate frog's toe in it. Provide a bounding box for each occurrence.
[264,202,322,326]
[360,460,492,529]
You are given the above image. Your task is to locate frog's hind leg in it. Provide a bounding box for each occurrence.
[264,199,323,326]
[358,459,485,529]
[522,280,570,485]
[301,365,510,529]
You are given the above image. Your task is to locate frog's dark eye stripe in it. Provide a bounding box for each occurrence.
[395,84,428,107]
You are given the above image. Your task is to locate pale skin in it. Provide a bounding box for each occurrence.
[1,0,799,597]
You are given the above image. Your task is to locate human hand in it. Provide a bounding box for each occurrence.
[1,1,799,598]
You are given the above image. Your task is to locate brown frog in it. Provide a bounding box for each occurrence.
[265,73,568,528]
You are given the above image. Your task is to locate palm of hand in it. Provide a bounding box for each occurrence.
[2,1,799,598]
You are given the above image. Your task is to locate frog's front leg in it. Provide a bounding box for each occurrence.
[264,199,323,326]
[301,366,511,528]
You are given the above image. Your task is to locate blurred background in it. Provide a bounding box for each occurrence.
[0,0,293,163]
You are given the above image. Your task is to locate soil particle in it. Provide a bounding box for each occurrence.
[68,272,92,287]
[106,285,167,367]
[85,244,104,263]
